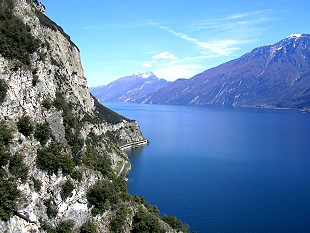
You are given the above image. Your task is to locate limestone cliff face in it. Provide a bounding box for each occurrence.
[0,0,180,232]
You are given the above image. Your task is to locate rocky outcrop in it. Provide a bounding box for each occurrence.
[0,0,185,232]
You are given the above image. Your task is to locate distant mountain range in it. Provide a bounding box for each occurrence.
[89,72,169,103]
[90,34,310,110]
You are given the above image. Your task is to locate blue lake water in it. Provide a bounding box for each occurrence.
[105,103,310,233]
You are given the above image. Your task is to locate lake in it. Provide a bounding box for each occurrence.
[105,103,310,233]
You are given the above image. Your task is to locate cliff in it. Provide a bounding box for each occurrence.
[0,0,187,232]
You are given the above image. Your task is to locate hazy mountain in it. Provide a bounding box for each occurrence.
[141,34,310,110]
[90,72,169,103]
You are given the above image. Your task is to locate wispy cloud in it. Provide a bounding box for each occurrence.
[142,9,275,81]
[152,9,273,58]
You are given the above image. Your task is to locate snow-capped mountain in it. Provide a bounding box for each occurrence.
[140,34,310,110]
[89,72,169,103]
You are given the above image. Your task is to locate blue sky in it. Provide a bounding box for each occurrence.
[43,0,310,87]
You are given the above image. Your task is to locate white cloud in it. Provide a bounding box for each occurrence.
[154,64,205,81]
[141,51,177,68]
[152,51,177,61]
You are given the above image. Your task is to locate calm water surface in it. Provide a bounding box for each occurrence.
[105,103,310,233]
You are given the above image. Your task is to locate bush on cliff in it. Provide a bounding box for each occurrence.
[0,0,39,65]
[0,175,19,221]
[17,116,34,137]
[87,180,120,215]
[36,143,74,175]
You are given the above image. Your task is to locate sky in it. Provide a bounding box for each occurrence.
[43,0,310,87]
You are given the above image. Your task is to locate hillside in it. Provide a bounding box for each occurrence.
[0,0,187,232]
[141,34,310,111]
[90,72,169,103]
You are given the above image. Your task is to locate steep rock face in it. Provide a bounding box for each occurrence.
[0,1,182,232]
[90,72,169,103]
[142,34,310,110]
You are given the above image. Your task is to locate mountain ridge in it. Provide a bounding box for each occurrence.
[90,72,170,103]
[140,34,310,110]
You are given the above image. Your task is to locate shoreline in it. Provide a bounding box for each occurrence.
[119,139,149,151]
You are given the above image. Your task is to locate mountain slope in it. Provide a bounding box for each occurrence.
[90,72,169,103]
[0,1,187,232]
[142,34,310,110]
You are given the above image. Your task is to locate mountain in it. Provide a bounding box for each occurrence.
[141,34,310,110]
[0,1,187,232]
[89,72,169,103]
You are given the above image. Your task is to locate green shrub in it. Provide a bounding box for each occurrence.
[0,0,39,64]
[161,216,189,233]
[70,169,82,182]
[132,208,165,233]
[0,176,19,221]
[35,122,51,145]
[61,180,74,200]
[86,180,120,215]
[82,147,113,178]
[42,98,53,109]
[32,177,42,192]
[17,116,33,136]
[0,79,7,102]
[32,75,39,86]
[80,221,97,233]
[36,143,74,175]
[44,198,58,218]
[0,123,12,145]
[9,153,28,182]
[0,149,9,167]
[55,220,75,233]
[0,123,12,167]
[110,205,129,233]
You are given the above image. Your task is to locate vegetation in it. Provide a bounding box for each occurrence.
[17,116,34,136]
[0,0,40,64]
[44,198,58,218]
[86,180,120,215]
[9,153,28,182]
[132,208,165,233]
[80,221,97,233]
[60,180,74,200]
[36,143,74,175]
[110,205,130,233]
[70,169,82,182]
[55,220,75,233]
[35,122,52,145]
[83,94,129,125]
[32,176,42,192]
[162,215,189,233]
[0,175,19,221]
[42,98,53,109]
[0,79,8,102]
[32,75,39,86]
[42,220,75,233]
[82,146,113,178]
